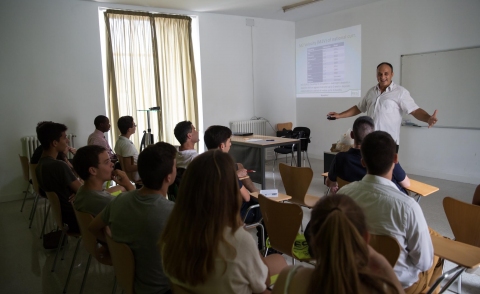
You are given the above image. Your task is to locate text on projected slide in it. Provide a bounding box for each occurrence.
[296,25,361,98]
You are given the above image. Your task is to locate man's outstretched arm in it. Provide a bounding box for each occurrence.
[328,106,361,119]
[410,109,438,128]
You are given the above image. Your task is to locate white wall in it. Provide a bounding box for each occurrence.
[199,14,295,136]
[0,0,295,202]
[295,0,480,184]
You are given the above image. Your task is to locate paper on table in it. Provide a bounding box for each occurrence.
[245,138,262,142]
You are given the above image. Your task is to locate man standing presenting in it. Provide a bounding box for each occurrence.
[87,115,117,162]
[328,62,438,149]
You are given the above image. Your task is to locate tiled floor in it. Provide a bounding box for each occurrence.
[0,157,479,293]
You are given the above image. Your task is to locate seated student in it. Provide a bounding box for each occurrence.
[36,122,82,233]
[73,145,135,216]
[87,115,117,162]
[273,194,403,294]
[161,150,287,294]
[338,131,442,294]
[114,116,140,182]
[89,142,176,294]
[204,125,259,223]
[327,116,410,194]
[174,120,199,169]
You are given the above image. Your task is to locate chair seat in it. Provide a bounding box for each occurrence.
[287,194,319,208]
[274,147,293,154]
[304,194,320,207]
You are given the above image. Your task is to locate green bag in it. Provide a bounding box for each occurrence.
[265,233,311,260]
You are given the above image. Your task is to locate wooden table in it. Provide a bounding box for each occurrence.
[406,179,439,203]
[427,235,480,294]
[230,135,301,189]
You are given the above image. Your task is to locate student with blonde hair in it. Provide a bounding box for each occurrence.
[161,150,286,293]
[273,194,404,294]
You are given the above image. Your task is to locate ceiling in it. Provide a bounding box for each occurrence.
[88,0,382,22]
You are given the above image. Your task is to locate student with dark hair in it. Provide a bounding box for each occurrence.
[161,150,287,293]
[114,115,139,181]
[87,115,117,162]
[73,145,134,216]
[35,122,82,233]
[274,194,403,294]
[328,62,438,150]
[338,131,443,294]
[89,142,177,294]
[326,116,410,194]
[174,120,199,169]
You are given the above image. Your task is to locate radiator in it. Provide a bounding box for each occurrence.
[230,120,267,135]
[21,134,76,159]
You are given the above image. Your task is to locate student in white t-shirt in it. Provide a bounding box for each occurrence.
[173,120,199,169]
[161,150,287,294]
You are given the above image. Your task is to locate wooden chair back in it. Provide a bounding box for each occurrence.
[443,197,480,247]
[279,163,313,207]
[45,191,64,230]
[117,155,137,182]
[473,184,480,206]
[369,234,401,267]
[30,164,40,194]
[337,176,351,189]
[73,208,111,264]
[105,232,135,294]
[19,155,30,182]
[277,122,293,131]
[258,194,303,258]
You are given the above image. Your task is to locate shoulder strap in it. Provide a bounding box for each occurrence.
[283,265,303,294]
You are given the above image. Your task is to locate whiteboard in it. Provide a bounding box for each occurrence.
[401,47,480,129]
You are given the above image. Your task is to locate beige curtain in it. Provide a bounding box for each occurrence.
[104,10,197,148]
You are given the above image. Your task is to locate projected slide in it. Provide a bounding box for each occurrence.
[296,25,361,98]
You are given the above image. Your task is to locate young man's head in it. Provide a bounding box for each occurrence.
[361,131,397,176]
[117,116,136,136]
[204,125,232,152]
[73,145,113,181]
[351,116,375,145]
[138,142,177,190]
[94,115,111,133]
[37,122,69,151]
[174,121,199,146]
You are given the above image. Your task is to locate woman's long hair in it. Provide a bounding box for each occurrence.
[160,150,242,285]
[307,194,399,294]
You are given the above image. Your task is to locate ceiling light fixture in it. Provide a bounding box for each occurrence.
[282,0,321,12]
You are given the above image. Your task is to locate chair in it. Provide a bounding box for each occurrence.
[336,176,350,190]
[105,231,135,294]
[472,184,480,206]
[45,191,82,273]
[276,122,293,131]
[19,155,33,212]
[279,163,319,208]
[273,128,312,168]
[28,163,47,231]
[293,127,312,168]
[257,194,310,264]
[369,234,401,267]
[64,208,113,294]
[117,155,141,184]
[442,197,480,293]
